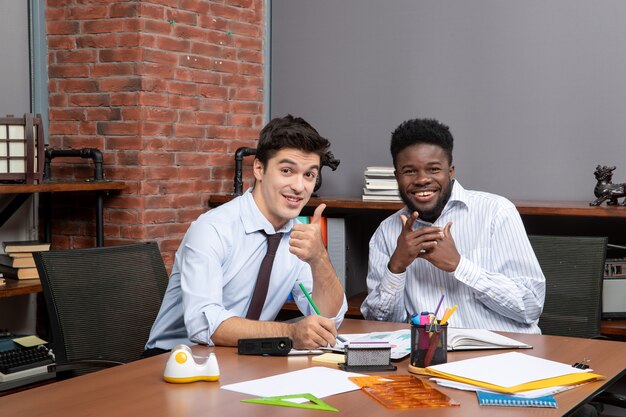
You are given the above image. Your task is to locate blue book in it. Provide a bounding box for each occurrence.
[296,216,310,224]
[476,391,558,408]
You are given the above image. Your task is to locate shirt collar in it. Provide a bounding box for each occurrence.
[447,179,468,208]
[240,188,296,235]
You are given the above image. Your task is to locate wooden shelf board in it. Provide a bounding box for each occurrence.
[0,181,126,194]
[209,194,626,218]
[0,279,42,298]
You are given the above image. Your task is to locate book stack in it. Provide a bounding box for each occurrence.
[362,166,401,202]
[0,240,51,280]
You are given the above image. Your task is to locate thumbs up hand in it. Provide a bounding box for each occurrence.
[289,204,327,263]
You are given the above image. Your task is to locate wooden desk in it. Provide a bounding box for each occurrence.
[1,320,624,416]
[0,181,126,247]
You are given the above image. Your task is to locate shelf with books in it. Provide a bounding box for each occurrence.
[0,181,126,248]
[0,241,51,281]
[362,166,401,202]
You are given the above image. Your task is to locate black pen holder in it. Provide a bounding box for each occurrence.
[410,323,448,368]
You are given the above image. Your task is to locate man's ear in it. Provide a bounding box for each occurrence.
[253,158,264,181]
[449,164,455,180]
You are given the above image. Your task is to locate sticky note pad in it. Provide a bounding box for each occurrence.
[312,353,346,365]
[13,335,47,347]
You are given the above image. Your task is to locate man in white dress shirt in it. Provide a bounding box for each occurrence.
[361,118,545,334]
[145,115,347,355]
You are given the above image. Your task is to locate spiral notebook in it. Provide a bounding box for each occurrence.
[476,391,558,408]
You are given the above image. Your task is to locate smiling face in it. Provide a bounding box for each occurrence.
[252,148,320,229]
[395,143,455,223]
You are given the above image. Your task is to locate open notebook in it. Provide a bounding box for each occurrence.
[447,328,532,351]
[290,328,531,357]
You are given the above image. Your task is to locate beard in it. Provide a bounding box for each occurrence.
[400,179,454,223]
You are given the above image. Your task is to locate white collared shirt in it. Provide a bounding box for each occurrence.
[361,181,545,334]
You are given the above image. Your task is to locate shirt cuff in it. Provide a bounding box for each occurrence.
[190,307,238,346]
[381,266,407,295]
[453,255,482,287]
[329,295,348,328]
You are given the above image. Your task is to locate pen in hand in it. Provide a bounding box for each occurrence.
[298,282,347,344]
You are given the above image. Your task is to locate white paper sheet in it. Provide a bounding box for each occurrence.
[427,352,591,388]
[220,366,364,401]
[429,378,579,398]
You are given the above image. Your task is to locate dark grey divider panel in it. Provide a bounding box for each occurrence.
[271,0,626,200]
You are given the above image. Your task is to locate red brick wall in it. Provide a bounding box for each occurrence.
[45,0,264,266]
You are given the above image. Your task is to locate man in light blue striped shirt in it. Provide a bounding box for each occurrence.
[361,118,545,333]
[146,115,347,354]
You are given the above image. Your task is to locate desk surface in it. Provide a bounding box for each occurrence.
[1,320,625,417]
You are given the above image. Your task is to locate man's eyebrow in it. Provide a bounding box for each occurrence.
[277,158,320,171]
[399,161,442,169]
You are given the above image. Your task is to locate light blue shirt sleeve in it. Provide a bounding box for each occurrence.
[146,190,347,350]
[178,224,238,344]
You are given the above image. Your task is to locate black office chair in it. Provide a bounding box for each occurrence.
[34,242,169,377]
[528,235,626,412]
[528,234,607,339]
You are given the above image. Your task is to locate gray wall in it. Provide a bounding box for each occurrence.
[0,2,31,116]
[0,1,40,336]
[271,0,626,200]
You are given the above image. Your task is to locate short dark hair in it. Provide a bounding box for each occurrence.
[256,114,332,166]
[390,118,454,166]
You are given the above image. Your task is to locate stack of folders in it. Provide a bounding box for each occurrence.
[415,352,605,409]
[362,166,401,202]
[296,216,346,290]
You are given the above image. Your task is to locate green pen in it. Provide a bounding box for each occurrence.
[299,282,321,315]
[298,282,347,343]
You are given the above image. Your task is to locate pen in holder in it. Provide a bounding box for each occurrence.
[410,322,448,368]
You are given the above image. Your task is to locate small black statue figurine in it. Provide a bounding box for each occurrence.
[590,165,626,206]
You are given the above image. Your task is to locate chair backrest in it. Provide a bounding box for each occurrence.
[34,242,169,366]
[528,235,607,339]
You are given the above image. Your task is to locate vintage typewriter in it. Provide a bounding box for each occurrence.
[0,333,56,391]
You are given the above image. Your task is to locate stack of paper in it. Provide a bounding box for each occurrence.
[362,166,401,202]
[419,352,604,394]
